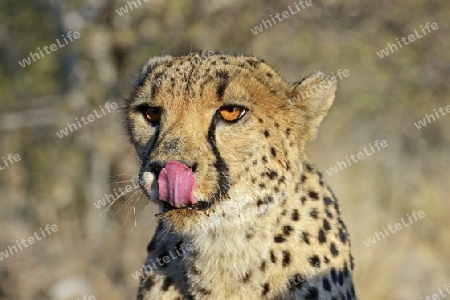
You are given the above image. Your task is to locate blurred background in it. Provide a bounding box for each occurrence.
[0,0,449,299]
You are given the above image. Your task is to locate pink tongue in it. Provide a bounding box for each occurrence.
[158,161,197,208]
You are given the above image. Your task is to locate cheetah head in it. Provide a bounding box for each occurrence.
[125,52,337,235]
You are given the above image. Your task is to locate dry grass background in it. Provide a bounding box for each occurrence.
[0,0,449,299]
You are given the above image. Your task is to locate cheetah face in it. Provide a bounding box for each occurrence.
[125,52,336,232]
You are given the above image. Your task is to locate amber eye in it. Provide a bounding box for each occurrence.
[143,107,162,123]
[218,106,247,122]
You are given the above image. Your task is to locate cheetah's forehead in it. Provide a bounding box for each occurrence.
[135,52,288,105]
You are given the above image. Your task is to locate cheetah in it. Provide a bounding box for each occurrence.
[125,51,356,299]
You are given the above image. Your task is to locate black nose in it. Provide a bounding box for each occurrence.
[148,161,164,177]
[148,161,198,177]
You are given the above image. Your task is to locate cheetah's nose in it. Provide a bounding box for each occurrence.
[158,161,197,208]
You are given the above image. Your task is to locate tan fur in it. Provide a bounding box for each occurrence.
[125,51,356,299]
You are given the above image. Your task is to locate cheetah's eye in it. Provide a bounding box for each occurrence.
[142,107,162,124]
[218,106,247,122]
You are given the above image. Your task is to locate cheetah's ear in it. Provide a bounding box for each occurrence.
[288,71,337,141]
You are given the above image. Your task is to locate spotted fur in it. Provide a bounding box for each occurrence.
[125,51,356,299]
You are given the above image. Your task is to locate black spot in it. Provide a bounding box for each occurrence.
[331,268,337,284]
[323,277,332,292]
[305,287,319,300]
[191,265,201,275]
[246,231,254,240]
[319,180,324,186]
[324,196,333,206]
[339,228,348,244]
[251,177,256,184]
[266,72,273,78]
[270,251,276,263]
[338,270,344,286]
[324,256,330,264]
[350,254,355,270]
[305,163,313,172]
[330,242,339,256]
[243,271,251,282]
[278,176,285,184]
[258,118,264,123]
[262,156,268,163]
[346,290,352,300]
[273,186,279,192]
[310,208,319,219]
[343,262,350,278]
[274,122,279,127]
[262,283,270,296]
[270,147,277,157]
[257,199,264,206]
[260,260,266,271]
[318,229,327,244]
[282,251,291,267]
[215,70,229,99]
[252,160,257,165]
[309,255,321,268]
[259,183,266,189]
[286,128,291,136]
[301,196,307,204]
[302,232,310,244]
[283,225,293,235]
[323,219,331,231]
[162,277,172,291]
[301,175,307,183]
[247,59,260,68]
[286,161,291,170]
[139,275,154,293]
[264,130,270,137]
[265,170,278,180]
[281,209,287,216]
[211,61,217,65]
[198,287,212,295]
[326,210,334,219]
[274,235,285,243]
[308,191,319,200]
[291,209,299,221]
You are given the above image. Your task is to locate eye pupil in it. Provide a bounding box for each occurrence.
[143,107,161,123]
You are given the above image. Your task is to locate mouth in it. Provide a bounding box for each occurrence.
[155,200,212,217]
